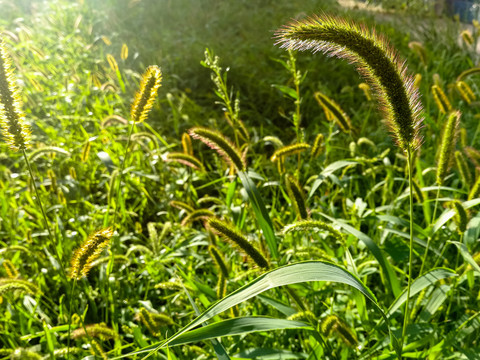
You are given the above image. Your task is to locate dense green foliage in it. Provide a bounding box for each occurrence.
[1,0,480,359]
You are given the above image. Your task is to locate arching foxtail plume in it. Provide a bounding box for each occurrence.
[275,15,423,152]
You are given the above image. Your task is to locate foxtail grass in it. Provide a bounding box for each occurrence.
[311,133,325,158]
[69,228,113,280]
[457,66,480,82]
[189,127,246,171]
[436,111,460,185]
[270,143,310,162]
[285,174,308,220]
[208,218,269,269]
[455,150,472,187]
[0,38,68,285]
[455,81,476,104]
[276,14,423,152]
[314,91,352,133]
[276,15,423,357]
[164,152,205,171]
[431,85,452,114]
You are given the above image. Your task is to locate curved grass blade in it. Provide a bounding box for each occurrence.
[309,160,358,198]
[433,199,480,234]
[386,268,456,318]
[125,261,384,359]
[449,241,480,274]
[319,212,401,297]
[179,274,230,360]
[236,348,307,359]
[238,171,278,260]
[123,317,311,356]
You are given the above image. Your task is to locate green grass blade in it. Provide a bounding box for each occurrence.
[238,171,278,260]
[449,241,480,274]
[236,348,308,359]
[320,212,402,297]
[179,273,231,360]
[309,160,358,198]
[386,268,457,318]
[127,261,383,359]
[433,199,480,234]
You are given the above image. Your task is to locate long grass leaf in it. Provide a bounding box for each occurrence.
[238,171,278,260]
[319,213,401,297]
[386,268,456,318]
[449,241,480,274]
[125,261,383,359]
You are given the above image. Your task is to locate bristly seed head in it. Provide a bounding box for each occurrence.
[275,14,423,152]
[69,228,114,280]
[0,39,31,151]
[131,65,162,123]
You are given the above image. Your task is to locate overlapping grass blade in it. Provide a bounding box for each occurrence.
[237,171,278,260]
[386,268,456,318]
[319,212,401,297]
[125,317,312,354]
[122,261,384,359]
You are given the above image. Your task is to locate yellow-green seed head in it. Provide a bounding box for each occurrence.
[314,91,352,132]
[131,65,162,123]
[0,39,31,151]
[431,85,452,114]
[436,111,460,185]
[69,228,113,280]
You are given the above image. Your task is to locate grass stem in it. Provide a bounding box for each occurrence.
[401,147,415,358]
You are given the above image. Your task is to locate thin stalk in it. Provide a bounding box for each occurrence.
[401,147,415,357]
[419,186,440,275]
[67,279,77,360]
[111,121,135,228]
[22,149,68,281]
[445,242,461,319]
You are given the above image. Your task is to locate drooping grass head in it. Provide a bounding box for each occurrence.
[275,15,423,152]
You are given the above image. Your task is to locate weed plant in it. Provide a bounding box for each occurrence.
[0,1,480,359]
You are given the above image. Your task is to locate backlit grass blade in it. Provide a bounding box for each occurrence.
[180,273,231,360]
[309,160,358,198]
[386,268,456,318]
[238,171,278,260]
[126,261,384,359]
[126,317,312,354]
[320,212,401,297]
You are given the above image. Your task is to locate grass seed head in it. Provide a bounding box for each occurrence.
[276,14,423,152]
[455,150,472,187]
[71,322,118,340]
[69,228,113,280]
[436,111,460,185]
[310,133,325,158]
[431,85,452,114]
[314,91,352,133]
[456,81,476,104]
[285,174,308,220]
[189,127,246,171]
[208,218,269,269]
[0,39,31,151]
[131,65,162,123]
[164,152,205,171]
[208,245,229,277]
[270,143,310,162]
